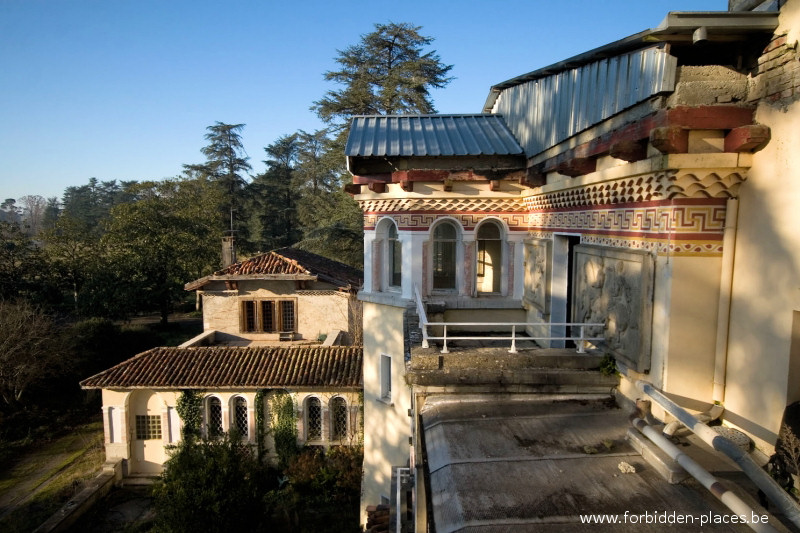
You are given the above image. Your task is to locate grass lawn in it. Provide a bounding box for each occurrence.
[0,419,105,533]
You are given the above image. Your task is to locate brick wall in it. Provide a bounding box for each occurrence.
[749,32,800,105]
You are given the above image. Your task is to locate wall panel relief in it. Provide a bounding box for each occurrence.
[573,245,653,373]
[523,239,552,314]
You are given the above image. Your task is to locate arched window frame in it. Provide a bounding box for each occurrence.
[231,396,249,439]
[305,396,323,442]
[330,396,349,441]
[375,217,402,292]
[430,218,462,293]
[474,218,507,296]
[205,395,224,438]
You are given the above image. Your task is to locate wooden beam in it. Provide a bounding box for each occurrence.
[724,124,770,153]
[650,126,689,154]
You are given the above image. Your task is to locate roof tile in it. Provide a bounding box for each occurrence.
[80,345,363,390]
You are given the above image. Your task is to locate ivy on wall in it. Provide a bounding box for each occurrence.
[269,390,298,468]
[255,389,267,458]
[176,390,204,441]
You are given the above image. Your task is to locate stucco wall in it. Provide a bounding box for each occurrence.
[200,280,351,342]
[360,301,410,524]
[725,3,800,450]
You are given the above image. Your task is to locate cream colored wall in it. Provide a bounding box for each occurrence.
[725,47,800,450]
[200,281,351,342]
[360,301,410,525]
[662,255,722,408]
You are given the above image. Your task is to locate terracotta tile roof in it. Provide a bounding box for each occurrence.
[186,248,363,290]
[80,345,363,390]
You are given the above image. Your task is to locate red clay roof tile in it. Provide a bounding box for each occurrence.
[80,345,362,390]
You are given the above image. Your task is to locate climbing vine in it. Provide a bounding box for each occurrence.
[269,390,298,468]
[255,389,267,458]
[177,390,204,441]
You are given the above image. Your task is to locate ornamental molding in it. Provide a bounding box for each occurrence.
[524,171,745,211]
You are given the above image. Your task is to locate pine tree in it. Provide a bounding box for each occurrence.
[312,22,453,129]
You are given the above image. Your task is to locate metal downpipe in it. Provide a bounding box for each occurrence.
[630,413,777,533]
[637,381,800,530]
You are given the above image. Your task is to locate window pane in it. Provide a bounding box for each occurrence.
[433,240,456,289]
[477,222,501,240]
[331,397,348,440]
[281,301,295,332]
[390,239,402,287]
[208,398,223,437]
[234,397,248,437]
[434,222,456,240]
[136,415,162,440]
[261,301,275,332]
[243,301,256,332]
[307,398,322,440]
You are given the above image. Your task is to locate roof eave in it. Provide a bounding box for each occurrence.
[482,10,779,112]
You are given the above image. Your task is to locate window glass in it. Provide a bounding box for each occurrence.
[243,301,257,332]
[234,397,248,437]
[477,221,503,293]
[331,397,348,440]
[433,221,458,290]
[307,398,322,440]
[240,299,296,335]
[208,397,223,437]
[281,301,296,332]
[380,354,392,401]
[261,301,275,332]
[388,224,401,288]
[135,415,162,440]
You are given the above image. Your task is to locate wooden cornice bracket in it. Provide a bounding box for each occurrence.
[442,178,454,192]
[556,157,596,177]
[489,179,501,191]
[344,183,362,196]
[650,126,689,154]
[725,125,770,153]
[609,139,648,162]
[368,182,386,193]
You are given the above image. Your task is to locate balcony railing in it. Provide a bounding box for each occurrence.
[414,285,604,354]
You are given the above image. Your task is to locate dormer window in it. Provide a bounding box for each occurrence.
[240,299,297,335]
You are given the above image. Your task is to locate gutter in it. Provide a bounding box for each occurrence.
[637,380,800,530]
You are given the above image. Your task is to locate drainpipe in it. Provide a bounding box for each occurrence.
[713,198,739,403]
[631,406,778,533]
[637,380,800,530]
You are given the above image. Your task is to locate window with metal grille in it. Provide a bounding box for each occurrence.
[242,301,257,332]
[207,397,223,437]
[240,299,296,334]
[234,397,248,437]
[306,397,322,440]
[331,397,348,440]
[135,415,162,440]
[280,300,295,332]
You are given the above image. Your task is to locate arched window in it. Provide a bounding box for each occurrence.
[388,224,402,288]
[433,221,458,290]
[476,220,503,294]
[233,397,248,437]
[330,397,348,440]
[306,397,322,441]
[207,397,223,437]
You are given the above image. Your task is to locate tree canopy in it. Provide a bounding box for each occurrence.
[313,22,453,127]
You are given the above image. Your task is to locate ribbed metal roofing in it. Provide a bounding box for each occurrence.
[80,346,363,390]
[345,114,523,158]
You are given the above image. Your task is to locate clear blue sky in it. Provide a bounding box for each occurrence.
[0,0,726,202]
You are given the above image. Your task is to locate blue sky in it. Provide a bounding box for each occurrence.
[0,0,725,202]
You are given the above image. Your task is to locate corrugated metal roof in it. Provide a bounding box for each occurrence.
[345,114,523,158]
[80,346,363,390]
[490,46,677,157]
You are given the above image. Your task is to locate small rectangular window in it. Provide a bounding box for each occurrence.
[281,300,296,332]
[242,301,257,332]
[135,415,162,440]
[261,301,275,332]
[380,354,392,401]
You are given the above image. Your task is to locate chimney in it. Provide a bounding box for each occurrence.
[222,236,237,268]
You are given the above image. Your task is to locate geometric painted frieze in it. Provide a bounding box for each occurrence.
[361,197,528,231]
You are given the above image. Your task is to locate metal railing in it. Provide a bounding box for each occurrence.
[414,285,603,354]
